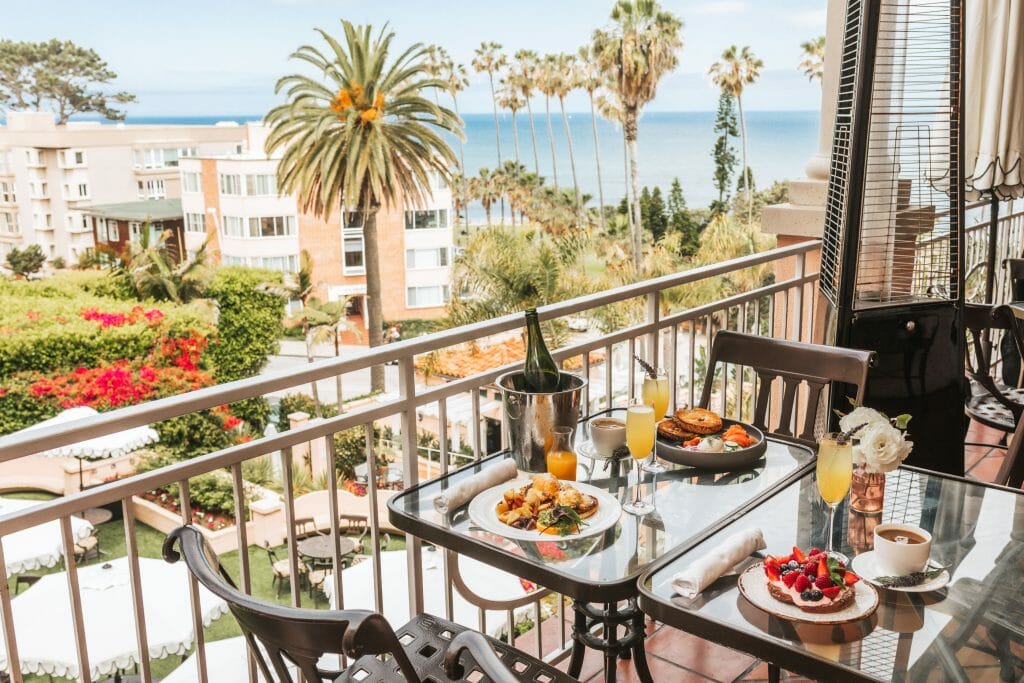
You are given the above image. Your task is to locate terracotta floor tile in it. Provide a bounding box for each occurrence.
[555,643,604,682]
[966,421,1007,447]
[614,653,712,683]
[643,627,755,681]
[967,453,1006,484]
[965,444,995,469]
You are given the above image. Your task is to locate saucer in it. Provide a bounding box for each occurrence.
[851,551,950,593]
[576,439,617,461]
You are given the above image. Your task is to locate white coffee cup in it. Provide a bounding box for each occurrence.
[873,523,932,576]
[589,417,626,457]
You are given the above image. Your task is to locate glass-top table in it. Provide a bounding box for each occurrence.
[638,466,1024,682]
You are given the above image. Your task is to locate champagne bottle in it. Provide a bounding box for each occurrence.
[523,308,560,392]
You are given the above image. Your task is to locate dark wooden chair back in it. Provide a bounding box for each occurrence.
[996,410,1024,489]
[164,526,419,682]
[964,304,1024,422]
[699,331,876,444]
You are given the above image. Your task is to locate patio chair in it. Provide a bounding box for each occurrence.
[294,516,322,539]
[699,331,877,445]
[340,513,369,552]
[964,304,1024,435]
[994,402,1024,488]
[164,525,577,683]
[73,534,101,564]
[263,542,308,598]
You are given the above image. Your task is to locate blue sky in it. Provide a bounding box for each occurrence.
[1,0,826,116]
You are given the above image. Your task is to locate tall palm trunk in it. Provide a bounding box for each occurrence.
[483,201,492,225]
[525,97,540,174]
[544,95,559,186]
[622,129,633,238]
[737,93,751,227]
[364,205,385,393]
[487,72,506,223]
[588,92,606,232]
[510,110,521,163]
[624,107,643,271]
[304,325,323,417]
[334,331,344,414]
[558,96,580,208]
[451,94,466,173]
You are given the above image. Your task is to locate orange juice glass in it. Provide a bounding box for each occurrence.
[546,427,577,481]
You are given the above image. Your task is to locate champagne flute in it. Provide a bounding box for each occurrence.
[816,432,853,562]
[640,369,669,473]
[624,400,655,515]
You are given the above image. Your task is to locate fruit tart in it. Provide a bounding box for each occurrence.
[762,546,860,614]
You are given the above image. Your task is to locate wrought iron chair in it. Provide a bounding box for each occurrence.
[964,304,1024,434]
[164,525,576,683]
[698,331,877,445]
[263,542,308,598]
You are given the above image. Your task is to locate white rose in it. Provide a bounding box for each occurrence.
[839,406,889,435]
[855,422,912,473]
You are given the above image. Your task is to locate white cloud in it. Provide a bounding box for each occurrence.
[691,1,751,15]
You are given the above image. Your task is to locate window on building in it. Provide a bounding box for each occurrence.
[0,151,9,174]
[222,215,245,237]
[405,247,449,269]
[137,180,165,199]
[1,212,20,234]
[245,174,277,196]
[81,214,90,231]
[184,213,206,233]
[343,233,365,274]
[74,150,86,165]
[406,285,450,308]
[77,183,89,198]
[179,146,198,158]
[106,221,120,242]
[0,181,15,203]
[25,149,41,166]
[181,172,201,193]
[260,255,298,272]
[344,211,364,228]
[404,208,449,230]
[130,222,141,239]
[219,174,242,195]
[247,215,295,237]
[132,147,183,170]
[30,182,48,198]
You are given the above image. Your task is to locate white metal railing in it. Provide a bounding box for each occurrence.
[0,240,822,682]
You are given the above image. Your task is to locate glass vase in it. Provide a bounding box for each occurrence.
[850,466,886,514]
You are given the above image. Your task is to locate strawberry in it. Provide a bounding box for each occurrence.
[765,564,781,581]
[794,574,811,593]
[844,571,860,586]
[791,546,807,564]
[809,547,822,557]
[821,586,841,600]
[803,563,818,577]
[814,574,833,590]
[782,571,799,588]
[818,556,829,579]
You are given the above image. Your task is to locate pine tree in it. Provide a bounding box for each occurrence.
[648,187,668,241]
[667,178,701,256]
[710,91,739,215]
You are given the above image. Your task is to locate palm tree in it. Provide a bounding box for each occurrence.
[593,0,683,271]
[538,54,561,187]
[709,45,763,227]
[116,225,212,303]
[472,41,508,222]
[595,90,633,240]
[470,167,501,225]
[497,78,525,163]
[798,36,825,83]
[423,45,447,105]
[552,52,581,207]
[577,45,607,232]
[512,50,542,175]
[288,296,361,416]
[440,57,469,172]
[265,21,462,393]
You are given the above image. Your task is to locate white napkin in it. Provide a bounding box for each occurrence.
[671,528,766,598]
[433,459,519,514]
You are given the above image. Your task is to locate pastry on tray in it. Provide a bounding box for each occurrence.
[763,546,860,614]
[495,473,598,536]
[675,408,724,435]
[656,417,698,442]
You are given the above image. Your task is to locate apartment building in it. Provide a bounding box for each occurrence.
[180,124,455,326]
[0,111,247,262]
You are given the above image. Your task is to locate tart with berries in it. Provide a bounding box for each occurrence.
[762,546,860,614]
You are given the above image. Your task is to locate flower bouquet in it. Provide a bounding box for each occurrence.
[838,406,913,513]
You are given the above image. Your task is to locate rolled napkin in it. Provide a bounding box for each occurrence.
[433,459,519,514]
[671,528,766,598]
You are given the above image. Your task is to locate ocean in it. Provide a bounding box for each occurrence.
[113,110,820,214]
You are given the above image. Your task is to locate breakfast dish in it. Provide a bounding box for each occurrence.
[657,418,698,442]
[494,474,599,536]
[763,546,859,613]
[675,408,723,435]
[655,410,767,470]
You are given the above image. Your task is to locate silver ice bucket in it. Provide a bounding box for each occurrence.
[498,371,587,472]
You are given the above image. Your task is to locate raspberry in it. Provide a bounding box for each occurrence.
[782,571,799,588]
[809,547,822,557]
[794,574,811,593]
[803,563,817,577]
[815,575,833,590]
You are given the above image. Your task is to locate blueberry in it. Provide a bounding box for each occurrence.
[788,560,799,569]
[780,568,791,576]
[809,590,823,601]
[800,590,812,601]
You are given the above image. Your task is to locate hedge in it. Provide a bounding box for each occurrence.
[205,267,284,383]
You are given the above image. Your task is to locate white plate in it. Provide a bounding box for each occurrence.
[468,479,622,542]
[737,562,879,625]
[851,551,950,593]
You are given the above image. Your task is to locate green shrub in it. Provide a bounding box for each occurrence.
[206,267,284,382]
[136,452,245,517]
[0,389,58,436]
[155,411,236,457]
[334,425,389,480]
[275,392,338,432]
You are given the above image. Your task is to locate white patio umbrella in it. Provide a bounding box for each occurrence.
[18,406,159,489]
[0,497,93,577]
[324,547,531,636]
[0,557,227,681]
[162,637,270,683]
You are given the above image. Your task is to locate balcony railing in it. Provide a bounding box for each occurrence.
[0,238,861,682]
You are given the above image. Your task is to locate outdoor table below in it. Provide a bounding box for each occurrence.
[638,466,1024,682]
[297,535,356,562]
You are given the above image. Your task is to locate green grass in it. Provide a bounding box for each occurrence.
[5,492,406,682]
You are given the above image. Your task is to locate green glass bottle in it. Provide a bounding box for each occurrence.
[523,308,560,392]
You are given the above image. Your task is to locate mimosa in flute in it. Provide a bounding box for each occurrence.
[640,369,669,473]
[624,401,655,515]
[817,432,853,562]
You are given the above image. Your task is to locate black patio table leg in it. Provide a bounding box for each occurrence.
[568,599,654,683]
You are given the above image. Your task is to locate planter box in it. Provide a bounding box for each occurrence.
[131,495,255,556]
